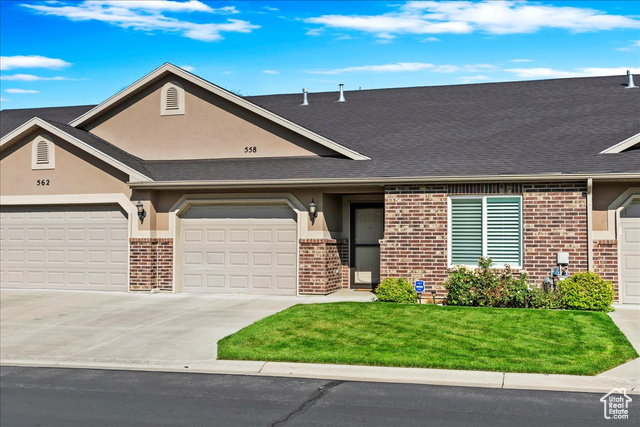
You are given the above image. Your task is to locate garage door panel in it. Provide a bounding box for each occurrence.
[207,252,225,266]
[277,229,296,243]
[1,206,128,291]
[229,252,249,266]
[277,252,296,267]
[276,276,296,291]
[206,274,225,288]
[253,229,273,243]
[181,206,297,295]
[229,229,249,243]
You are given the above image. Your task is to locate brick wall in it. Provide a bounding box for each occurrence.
[299,239,349,294]
[380,182,588,296]
[380,185,449,299]
[129,238,173,291]
[522,182,588,286]
[593,239,619,300]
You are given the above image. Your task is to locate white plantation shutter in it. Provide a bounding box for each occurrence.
[451,198,482,265]
[486,197,521,265]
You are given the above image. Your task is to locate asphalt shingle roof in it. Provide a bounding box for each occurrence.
[2,75,639,182]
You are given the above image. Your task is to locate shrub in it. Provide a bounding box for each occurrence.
[529,287,562,309]
[375,277,418,304]
[559,272,614,312]
[444,257,534,308]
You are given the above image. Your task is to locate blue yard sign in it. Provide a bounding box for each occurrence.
[414,281,425,293]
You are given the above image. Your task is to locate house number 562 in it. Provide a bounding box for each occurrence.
[37,179,50,186]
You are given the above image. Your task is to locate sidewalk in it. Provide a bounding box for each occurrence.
[1,290,638,395]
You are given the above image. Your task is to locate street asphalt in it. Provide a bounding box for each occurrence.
[1,366,634,427]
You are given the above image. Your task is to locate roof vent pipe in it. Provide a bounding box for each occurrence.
[336,84,346,102]
[301,88,309,106]
[626,70,638,89]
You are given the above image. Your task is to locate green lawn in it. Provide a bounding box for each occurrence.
[217,303,638,375]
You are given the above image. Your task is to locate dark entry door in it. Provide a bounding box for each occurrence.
[350,204,384,287]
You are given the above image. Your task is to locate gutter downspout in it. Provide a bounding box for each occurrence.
[587,178,593,272]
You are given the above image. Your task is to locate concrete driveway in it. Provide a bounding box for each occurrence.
[0,289,372,366]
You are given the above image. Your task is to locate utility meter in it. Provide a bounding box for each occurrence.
[556,252,569,266]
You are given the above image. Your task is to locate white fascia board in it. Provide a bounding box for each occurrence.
[0,117,152,182]
[129,172,640,189]
[600,132,640,154]
[69,63,370,161]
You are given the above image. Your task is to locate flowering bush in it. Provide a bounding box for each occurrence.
[444,257,533,308]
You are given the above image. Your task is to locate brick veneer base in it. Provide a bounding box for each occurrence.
[299,239,349,294]
[380,182,589,298]
[129,238,173,291]
[593,239,619,300]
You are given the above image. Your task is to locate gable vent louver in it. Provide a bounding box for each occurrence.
[166,87,179,109]
[36,141,49,164]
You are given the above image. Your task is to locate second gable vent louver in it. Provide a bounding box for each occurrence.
[166,87,179,109]
[36,141,49,164]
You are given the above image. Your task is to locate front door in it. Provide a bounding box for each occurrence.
[351,204,384,288]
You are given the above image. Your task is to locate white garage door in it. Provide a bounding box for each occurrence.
[180,205,297,295]
[0,206,128,291]
[620,200,640,304]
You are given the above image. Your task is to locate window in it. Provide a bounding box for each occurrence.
[31,135,55,170]
[161,81,185,115]
[449,196,522,267]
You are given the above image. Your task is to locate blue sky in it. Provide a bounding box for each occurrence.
[1,1,639,109]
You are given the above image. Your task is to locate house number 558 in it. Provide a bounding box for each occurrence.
[37,179,50,186]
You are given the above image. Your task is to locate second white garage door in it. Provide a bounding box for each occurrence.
[620,200,640,304]
[180,205,297,295]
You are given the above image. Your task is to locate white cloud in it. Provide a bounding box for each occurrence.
[0,97,10,102]
[263,6,279,12]
[505,67,640,79]
[304,1,639,40]
[460,75,491,83]
[305,28,323,36]
[307,62,435,75]
[22,1,257,42]
[179,65,195,72]
[422,36,440,42]
[262,70,279,74]
[222,70,232,75]
[0,55,71,70]
[6,89,40,93]
[334,33,354,40]
[432,63,498,73]
[616,40,640,52]
[91,1,217,13]
[0,74,68,81]
[510,59,534,63]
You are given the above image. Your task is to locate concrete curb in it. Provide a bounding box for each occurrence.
[2,358,638,395]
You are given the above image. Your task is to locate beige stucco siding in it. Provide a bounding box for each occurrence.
[85,76,336,160]
[137,186,381,234]
[592,182,636,231]
[0,132,131,197]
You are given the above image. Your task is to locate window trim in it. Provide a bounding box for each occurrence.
[160,81,185,116]
[31,134,55,170]
[448,194,523,268]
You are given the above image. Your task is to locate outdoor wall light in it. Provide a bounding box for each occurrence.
[136,200,146,224]
[308,199,318,225]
